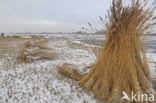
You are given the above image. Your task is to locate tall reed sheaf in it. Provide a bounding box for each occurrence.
[58,0,156,102]
[78,0,156,102]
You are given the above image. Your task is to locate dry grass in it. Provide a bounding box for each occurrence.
[18,41,30,62]
[67,40,103,61]
[18,38,56,62]
[0,38,97,103]
[90,47,103,61]
[58,63,82,81]
[34,39,50,50]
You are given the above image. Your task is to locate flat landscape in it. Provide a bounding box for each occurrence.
[0,34,156,103]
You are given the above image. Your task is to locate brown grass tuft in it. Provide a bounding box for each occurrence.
[18,38,56,62]
[18,41,31,62]
[58,63,82,81]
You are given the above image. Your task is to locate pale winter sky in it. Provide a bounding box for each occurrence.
[0,0,155,33]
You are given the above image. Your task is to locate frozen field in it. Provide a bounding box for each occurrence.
[0,34,156,103]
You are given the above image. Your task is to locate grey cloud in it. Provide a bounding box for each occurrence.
[0,0,155,32]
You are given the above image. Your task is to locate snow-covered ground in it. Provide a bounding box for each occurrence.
[0,34,156,103]
[0,38,97,103]
[145,36,156,78]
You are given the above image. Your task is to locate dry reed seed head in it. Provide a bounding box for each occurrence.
[108,0,156,36]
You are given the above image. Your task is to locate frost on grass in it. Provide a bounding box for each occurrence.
[0,36,155,103]
[18,38,56,62]
[0,38,96,103]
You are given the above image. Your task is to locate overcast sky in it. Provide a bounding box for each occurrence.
[0,0,155,32]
